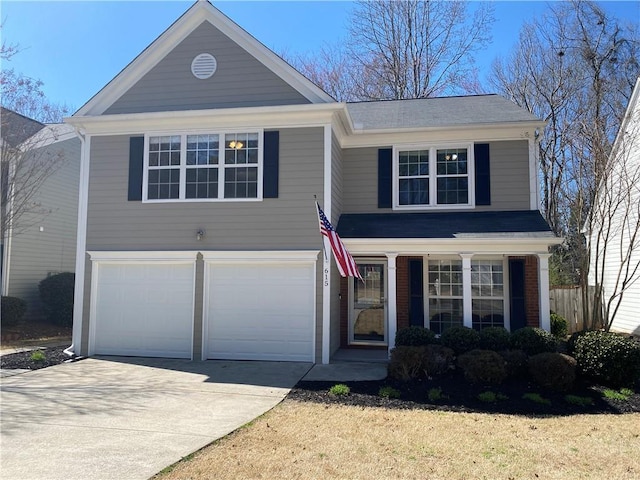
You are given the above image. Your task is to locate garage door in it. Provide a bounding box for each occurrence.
[204,260,315,362]
[91,261,195,359]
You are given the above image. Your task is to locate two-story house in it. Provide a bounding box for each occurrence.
[65,1,560,364]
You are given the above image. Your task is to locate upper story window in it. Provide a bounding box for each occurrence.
[144,132,262,202]
[394,144,473,209]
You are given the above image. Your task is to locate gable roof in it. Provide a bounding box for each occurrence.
[0,107,45,147]
[75,0,334,117]
[346,95,542,131]
[337,210,555,239]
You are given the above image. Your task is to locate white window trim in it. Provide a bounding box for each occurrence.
[470,257,510,330]
[142,128,264,203]
[392,142,475,210]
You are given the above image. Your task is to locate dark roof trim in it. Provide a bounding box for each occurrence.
[337,210,556,240]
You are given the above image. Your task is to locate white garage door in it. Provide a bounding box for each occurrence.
[91,261,195,359]
[204,261,315,362]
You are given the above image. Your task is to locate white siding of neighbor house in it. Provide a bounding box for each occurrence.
[80,127,326,357]
[341,140,531,213]
[104,21,310,115]
[589,93,640,336]
[7,137,81,320]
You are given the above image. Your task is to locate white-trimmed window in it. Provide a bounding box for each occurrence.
[427,259,464,335]
[471,259,505,329]
[395,144,472,209]
[144,131,262,201]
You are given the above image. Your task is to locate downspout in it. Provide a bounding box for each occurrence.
[64,127,88,357]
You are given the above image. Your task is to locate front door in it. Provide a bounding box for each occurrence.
[350,262,386,345]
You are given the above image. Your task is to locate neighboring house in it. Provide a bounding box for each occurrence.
[1,107,81,320]
[588,77,640,336]
[65,1,560,363]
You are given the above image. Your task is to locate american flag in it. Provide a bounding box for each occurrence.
[316,202,363,280]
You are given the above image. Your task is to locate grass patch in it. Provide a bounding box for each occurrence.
[379,386,401,399]
[564,395,594,407]
[477,391,509,403]
[155,401,640,480]
[522,392,551,405]
[29,350,46,362]
[328,384,350,396]
[603,388,634,401]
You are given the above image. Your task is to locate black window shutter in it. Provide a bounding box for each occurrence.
[263,130,279,198]
[378,148,392,208]
[474,143,491,206]
[128,136,144,201]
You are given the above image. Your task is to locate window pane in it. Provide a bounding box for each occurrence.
[437,177,468,204]
[147,168,179,199]
[224,166,258,198]
[399,178,429,205]
[471,260,504,330]
[185,167,218,199]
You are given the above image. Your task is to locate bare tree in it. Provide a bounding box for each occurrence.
[348,0,494,100]
[586,93,640,331]
[490,1,639,296]
[1,108,68,240]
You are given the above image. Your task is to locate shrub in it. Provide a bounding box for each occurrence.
[572,331,640,388]
[423,344,455,377]
[522,392,551,405]
[528,352,577,392]
[1,296,27,327]
[379,386,401,399]
[550,313,568,339]
[39,272,75,327]
[388,346,426,381]
[30,350,46,362]
[510,327,557,356]
[564,394,594,407]
[395,326,436,347]
[499,349,529,378]
[457,349,507,385]
[441,326,480,354]
[427,387,447,402]
[329,384,350,396]
[479,327,511,351]
[477,391,508,403]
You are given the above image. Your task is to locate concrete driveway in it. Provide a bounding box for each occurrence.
[1,357,311,480]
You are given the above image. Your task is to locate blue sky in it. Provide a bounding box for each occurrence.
[2,1,639,112]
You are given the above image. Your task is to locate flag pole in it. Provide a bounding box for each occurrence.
[314,195,328,262]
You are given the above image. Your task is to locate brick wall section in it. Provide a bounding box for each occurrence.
[396,256,410,331]
[524,255,540,327]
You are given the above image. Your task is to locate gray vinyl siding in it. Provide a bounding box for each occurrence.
[105,22,309,114]
[341,140,531,213]
[82,127,325,359]
[85,127,324,250]
[7,137,81,320]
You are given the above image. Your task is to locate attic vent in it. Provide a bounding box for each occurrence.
[191,53,217,79]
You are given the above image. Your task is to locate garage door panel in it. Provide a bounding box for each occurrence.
[205,262,314,362]
[93,263,194,359]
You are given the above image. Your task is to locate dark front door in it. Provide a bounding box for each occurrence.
[509,259,527,331]
[409,259,425,327]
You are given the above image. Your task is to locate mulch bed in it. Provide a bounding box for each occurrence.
[288,372,640,416]
[1,346,75,371]
[4,346,638,416]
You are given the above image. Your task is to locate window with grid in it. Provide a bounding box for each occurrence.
[224,133,259,199]
[395,145,471,208]
[436,148,468,204]
[398,150,429,205]
[471,260,505,329]
[427,259,463,335]
[144,132,261,201]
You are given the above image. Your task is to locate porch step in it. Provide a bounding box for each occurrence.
[331,349,389,364]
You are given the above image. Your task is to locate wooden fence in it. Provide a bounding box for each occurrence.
[549,286,599,333]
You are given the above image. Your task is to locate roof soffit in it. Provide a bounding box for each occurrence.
[74,1,334,117]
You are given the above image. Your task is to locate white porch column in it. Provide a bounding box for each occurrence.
[460,254,474,328]
[386,253,398,356]
[537,253,552,332]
